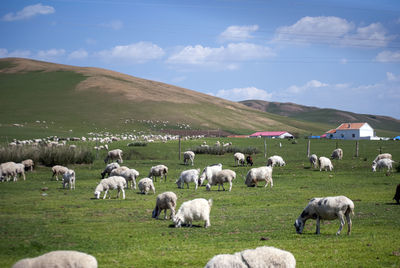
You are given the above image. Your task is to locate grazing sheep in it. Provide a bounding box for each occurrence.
[294,195,354,235]
[100,162,120,179]
[138,177,156,194]
[173,198,212,228]
[94,176,127,199]
[234,152,245,166]
[120,168,139,189]
[318,157,333,171]
[62,169,76,190]
[373,153,392,164]
[245,166,273,188]
[0,162,17,182]
[372,158,395,172]
[183,151,195,166]
[52,165,69,181]
[21,159,34,172]
[246,155,253,166]
[176,169,200,190]
[331,148,343,160]
[104,149,123,164]
[109,166,129,176]
[15,163,26,181]
[206,169,236,191]
[204,246,296,268]
[267,155,285,167]
[152,191,177,220]
[12,250,97,268]
[198,163,222,186]
[148,164,168,182]
[309,154,318,168]
[394,184,400,204]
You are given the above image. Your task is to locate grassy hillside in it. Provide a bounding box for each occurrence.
[240,100,400,137]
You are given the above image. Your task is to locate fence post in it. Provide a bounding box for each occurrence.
[178,135,181,160]
[355,140,359,157]
[307,139,311,157]
[264,137,267,158]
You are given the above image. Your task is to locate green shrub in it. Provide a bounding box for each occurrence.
[127,141,148,147]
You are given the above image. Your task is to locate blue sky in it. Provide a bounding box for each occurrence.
[1,0,400,119]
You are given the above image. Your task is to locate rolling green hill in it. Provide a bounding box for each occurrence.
[240,100,400,137]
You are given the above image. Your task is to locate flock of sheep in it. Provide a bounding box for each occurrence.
[3,142,398,267]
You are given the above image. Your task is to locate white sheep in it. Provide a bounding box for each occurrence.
[104,149,123,164]
[176,168,200,190]
[373,153,392,164]
[51,165,69,181]
[109,166,129,176]
[21,159,34,171]
[152,191,177,220]
[15,163,26,181]
[120,168,139,189]
[267,155,285,167]
[94,176,127,199]
[331,148,343,160]
[294,195,354,235]
[138,177,156,194]
[173,198,212,228]
[198,163,222,186]
[234,152,245,166]
[148,164,168,182]
[100,162,120,179]
[0,162,17,182]
[12,250,97,268]
[62,169,76,189]
[183,151,195,166]
[372,158,395,172]
[206,169,236,191]
[245,166,273,188]
[309,154,318,168]
[204,246,296,268]
[318,156,333,171]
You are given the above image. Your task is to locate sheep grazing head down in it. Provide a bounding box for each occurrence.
[94,191,101,199]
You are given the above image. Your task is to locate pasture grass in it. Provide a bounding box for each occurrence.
[0,138,399,267]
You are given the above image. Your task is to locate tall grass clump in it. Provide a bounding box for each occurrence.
[189,146,259,155]
[0,146,94,166]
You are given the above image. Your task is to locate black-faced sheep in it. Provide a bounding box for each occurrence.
[246,155,253,166]
[100,162,120,179]
[331,148,343,160]
[309,154,318,168]
[152,191,177,220]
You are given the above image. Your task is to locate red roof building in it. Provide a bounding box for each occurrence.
[249,131,293,139]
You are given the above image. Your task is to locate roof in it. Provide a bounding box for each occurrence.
[326,129,336,134]
[249,131,288,137]
[336,123,367,130]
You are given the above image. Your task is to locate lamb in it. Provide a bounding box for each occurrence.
[100,162,120,179]
[152,191,177,220]
[309,154,318,168]
[0,162,17,182]
[393,184,400,204]
[62,169,76,189]
[94,176,127,199]
[138,177,156,194]
[120,168,140,189]
[12,250,97,268]
[52,165,69,181]
[104,149,123,164]
[198,163,222,186]
[204,246,296,268]
[331,148,343,160]
[372,158,395,172]
[21,159,34,171]
[15,163,26,181]
[234,152,245,166]
[267,155,285,167]
[148,164,168,182]
[176,169,200,190]
[173,198,212,228]
[373,153,392,164]
[246,155,253,166]
[206,169,236,191]
[183,151,195,166]
[245,166,273,188]
[318,157,333,171]
[294,195,354,235]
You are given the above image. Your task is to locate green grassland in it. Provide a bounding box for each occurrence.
[0,138,399,267]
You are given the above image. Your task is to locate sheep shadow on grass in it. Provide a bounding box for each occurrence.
[168,224,202,228]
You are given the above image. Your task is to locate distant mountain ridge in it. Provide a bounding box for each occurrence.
[240,100,400,135]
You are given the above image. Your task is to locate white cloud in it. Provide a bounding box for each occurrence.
[219,25,259,42]
[167,43,274,68]
[375,50,400,62]
[86,38,97,45]
[98,42,164,63]
[0,48,31,58]
[68,49,88,60]
[386,72,400,81]
[274,16,393,48]
[3,3,55,21]
[101,20,123,30]
[215,87,272,101]
[287,80,328,93]
[36,49,66,60]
